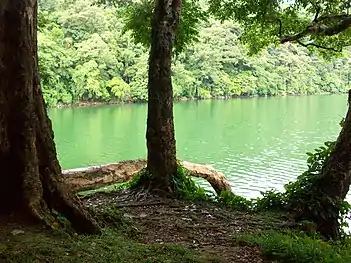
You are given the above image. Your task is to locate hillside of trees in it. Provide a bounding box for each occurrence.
[38,0,351,106]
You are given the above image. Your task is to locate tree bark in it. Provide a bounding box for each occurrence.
[0,0,100,234]
[145,0,181,193]
[312,90,351,239]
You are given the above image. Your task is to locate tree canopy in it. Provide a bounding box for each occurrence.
[208,0,351,54]
[38,0,350,107]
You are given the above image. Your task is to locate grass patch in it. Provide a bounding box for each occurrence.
[239,230,351,263]
[0,227,217,263]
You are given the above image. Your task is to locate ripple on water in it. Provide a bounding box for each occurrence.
[50,95,350,206]
[217,150,308,198]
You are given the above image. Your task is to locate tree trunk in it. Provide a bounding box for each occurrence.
[0,0,100,234]
[145,0,181,193]
[312,90,351,239]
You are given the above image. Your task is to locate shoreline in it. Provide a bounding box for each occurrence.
[48,91,345,109]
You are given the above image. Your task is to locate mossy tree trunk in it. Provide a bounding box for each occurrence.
[0,0,100,234]
[295,91,351,240]
[312,91,351,239]
[145,0,182,193]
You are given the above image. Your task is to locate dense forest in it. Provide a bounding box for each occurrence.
[38,0,351,106]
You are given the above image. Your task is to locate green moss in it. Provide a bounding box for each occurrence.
[1,228,215,263]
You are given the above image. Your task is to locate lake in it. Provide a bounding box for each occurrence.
[49,94,349,200]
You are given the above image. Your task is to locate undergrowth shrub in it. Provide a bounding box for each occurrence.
[216,190,252,211]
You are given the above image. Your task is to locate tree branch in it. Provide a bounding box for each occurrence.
[280,28,309,44]
[322,16,351,36]
[279,14,351,51]
[313,6,320,22]
[318,14,349,22]
[277,18,282,37]
[296,40,342,52]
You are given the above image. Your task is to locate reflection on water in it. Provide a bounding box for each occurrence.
[49,94,349,201]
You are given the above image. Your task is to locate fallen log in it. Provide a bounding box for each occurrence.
[62,159,231,195]
[62,159,147,192]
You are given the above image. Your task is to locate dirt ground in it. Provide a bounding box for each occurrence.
[82,191,288,263]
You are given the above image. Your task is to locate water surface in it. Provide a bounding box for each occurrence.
[49,94,348,199]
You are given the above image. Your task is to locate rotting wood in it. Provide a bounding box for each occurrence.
[62,159,232,195]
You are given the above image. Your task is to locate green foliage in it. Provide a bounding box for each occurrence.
[123,0,153,48]
[240,230,351,263]
[283,141,337,215]
[254,189,287,211]
[208,0,351,55]
[116,169,145,190]
[173,164,213,201]
[276,138,350,237]
[107,77,131,102]
[37,0,351,107]
[216,189,288,213]
[216,190,253,211]
[123,0,207,54]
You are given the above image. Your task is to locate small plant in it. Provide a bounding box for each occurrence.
[216,190,253,211]
[173,164,213,201]
[254,189,286,212]
[117,169,145,190]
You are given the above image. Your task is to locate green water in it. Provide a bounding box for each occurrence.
[49,94,348,199]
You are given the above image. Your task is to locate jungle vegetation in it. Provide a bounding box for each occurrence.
[38,0,351,107]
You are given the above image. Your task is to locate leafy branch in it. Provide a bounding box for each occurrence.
[278,12,351,52]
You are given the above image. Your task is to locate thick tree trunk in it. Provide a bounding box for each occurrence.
[0,0,100,234]
[145,0,181,193]
[312,90,351,239]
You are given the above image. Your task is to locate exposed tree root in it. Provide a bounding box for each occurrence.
[51,178,101,234]
[63,159,232,195]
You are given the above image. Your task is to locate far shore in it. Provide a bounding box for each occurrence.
[48,91,346,109]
